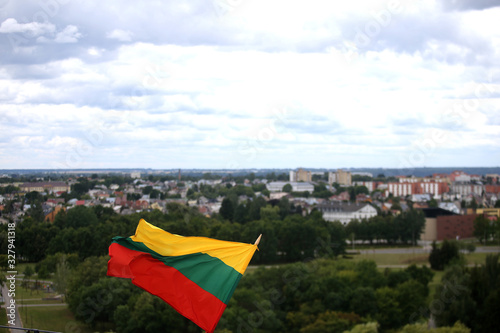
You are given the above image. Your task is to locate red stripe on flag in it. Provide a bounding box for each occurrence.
[107,242,139,278]
[108,242,227,333]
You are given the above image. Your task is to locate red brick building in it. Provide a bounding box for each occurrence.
[386,182,449,197]
[436,214,476,241]
[485,185,500,194]
[421,208,476,241]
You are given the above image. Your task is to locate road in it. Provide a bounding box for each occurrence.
[17,303,66,308]
[357,246,500,254]
[1,275,23,332]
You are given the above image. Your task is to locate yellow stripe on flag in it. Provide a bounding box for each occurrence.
[130,219,257,274]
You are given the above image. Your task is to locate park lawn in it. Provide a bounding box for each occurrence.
[0,308,8,333]
[462,252,498,265]
[351,253,429,266]
[351,244,421,250]
[13,286,58,300]
[428,270,444,302]
[349,250,498,267]
[19,305,93,333]
[15,262,37,275]
[19,299,64,305]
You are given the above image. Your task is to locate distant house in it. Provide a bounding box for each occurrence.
[266,182,314,193]
[317,202,377,224]
[476,208,500,218]
[439,202,461,214]
[270,192,290,200]
[355,193,370,203]
[20,181,70,193]
[330,191,350,202]
[44,205,66,223]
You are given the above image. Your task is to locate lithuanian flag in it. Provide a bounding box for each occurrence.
[107,219,259,333]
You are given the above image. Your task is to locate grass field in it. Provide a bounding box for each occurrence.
[14,285,57,301]
[351,252,430,266]
[427,270,445,302]
[19,305,93,333]
[0,308,8,333]
[351,251,496,267]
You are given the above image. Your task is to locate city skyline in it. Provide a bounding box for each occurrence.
[1,1,499,169]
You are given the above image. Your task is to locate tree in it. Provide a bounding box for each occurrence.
[395,279,427,324]
[53,255,71,300]
[429,240,460,270]
[248,196,267,221]
[142,185,153,195]
[282,183,292,193]
[433,265,476,329]
[219,198,234,222]
[28,200,45,222]
[278,197,291,219]
[344,323,379,333]
[58,206,98,229]
[399,322,470,333]
[375,287,402,329]
[473,215,491,244]
[233,203,249,224]
[349,287,377,316]
[23,266,34,289]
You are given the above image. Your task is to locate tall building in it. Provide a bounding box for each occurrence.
[386,181,449,197]
[290,168,311,182]
[336,169,352,186]
[328,172,337,185]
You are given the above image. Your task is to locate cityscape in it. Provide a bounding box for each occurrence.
[2,167,500,241]
[0,167,499,332]
[1,0,500,332]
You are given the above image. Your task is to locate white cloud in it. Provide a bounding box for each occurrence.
[106,29,133,42]
[0,1,499,168]
[37,25,82,43]
[0,18,55,36]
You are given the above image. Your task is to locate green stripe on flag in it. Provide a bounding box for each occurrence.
[112,237,242,304]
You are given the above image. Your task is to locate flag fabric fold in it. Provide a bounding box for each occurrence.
[107,219,259,333]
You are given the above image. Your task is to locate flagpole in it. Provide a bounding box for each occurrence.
[254,234,262,246]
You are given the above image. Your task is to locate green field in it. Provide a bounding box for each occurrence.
[350,251,496,266]
[351,252,430,266]
[0,308,8,333]
[19,305,93,333]
[13,285,57,301]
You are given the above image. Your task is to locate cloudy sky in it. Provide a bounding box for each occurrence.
[0,0,499,170]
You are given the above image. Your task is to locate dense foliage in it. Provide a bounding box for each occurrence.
[433,254,500,332]
[345,210,426,245]
[65,255,433,332]
[428,240,461,271]
[13,202,346,264]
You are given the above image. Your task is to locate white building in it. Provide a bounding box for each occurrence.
[353,181,375,192]
[328,172,337,184]
[318,202,378,224]
[439,202,460,214]
[266,181,314,193]
[130,172,141,179]
[450,183,483,196]
[455,174,471,182]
